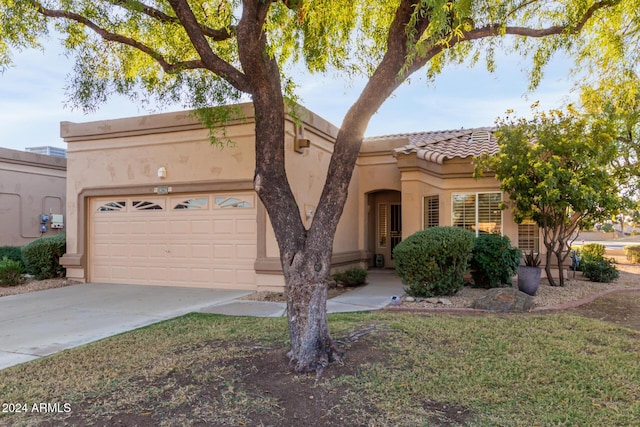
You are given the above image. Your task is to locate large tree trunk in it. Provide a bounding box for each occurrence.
[283,248,342,372]
[235,0,442,373]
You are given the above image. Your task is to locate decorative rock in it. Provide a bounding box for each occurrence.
[405,296,415,302]
[424,297,453,305]
[471,288,534,312]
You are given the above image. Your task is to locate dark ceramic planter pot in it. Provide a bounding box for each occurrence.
[517,265,541,296]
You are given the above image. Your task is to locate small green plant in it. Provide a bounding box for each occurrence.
[21,234,66,280]
[469,234,521,288]
[0,246,24,266]
[331,267,368,287]
[0,256,25,287]
[581,257,619,283]
[393,226,475,297]
[624,245,640,264]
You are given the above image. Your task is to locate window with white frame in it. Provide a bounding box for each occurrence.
[518,220,540,253]
[452,192,502,235]
[423,195,439,228]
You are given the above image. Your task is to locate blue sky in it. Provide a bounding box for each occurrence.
[0,41,577,152]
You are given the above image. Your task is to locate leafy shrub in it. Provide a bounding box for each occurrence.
[0,246,24,266]
[332,267,368,287]
[580,243,606,261]
[393,226,475,298]
[624,245,640,264]
[601,223,615,233]
[581,257,619,283]
[470,234,521,288]
[0,256,25,287]
[21,234,66,280]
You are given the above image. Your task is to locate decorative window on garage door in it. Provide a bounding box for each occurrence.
[214,196,252,209]
[132,200,164,210]
[173,198,209,210]
[97,201,126,212]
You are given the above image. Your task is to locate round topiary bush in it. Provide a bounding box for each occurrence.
[469,233,521,288]
[21,234,66,280]
[393,226,475,297]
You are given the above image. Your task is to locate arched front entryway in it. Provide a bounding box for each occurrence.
[367,190,401,268]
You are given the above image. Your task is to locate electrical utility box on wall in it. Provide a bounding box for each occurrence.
[51,214,64,229]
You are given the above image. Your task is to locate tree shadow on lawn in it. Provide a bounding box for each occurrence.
[568,289,640,331]
[31,333,474,427]
[16,290,640,427]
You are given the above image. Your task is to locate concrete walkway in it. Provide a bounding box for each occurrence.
[0,271,404,371]
[201,270,404,317]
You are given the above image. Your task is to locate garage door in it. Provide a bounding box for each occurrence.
[89,192,257,288]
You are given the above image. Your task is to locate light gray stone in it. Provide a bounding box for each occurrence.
[471,288,534,312]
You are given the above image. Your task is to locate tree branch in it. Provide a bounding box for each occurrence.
[465,0,620,40]
[30,0,204,74]
[106,0,236,41]
[167,0,250,92]
[29,0,251,93]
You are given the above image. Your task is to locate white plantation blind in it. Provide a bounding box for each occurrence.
[452,192,502,236]
[378,203,387,247]
[518,220,539,253]
[477,192,502,234]
[423,195,440,228]
[452,194,476,231]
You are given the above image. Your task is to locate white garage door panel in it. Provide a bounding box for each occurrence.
[89,193,257,288]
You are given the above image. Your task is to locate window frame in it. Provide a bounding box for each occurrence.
[423,195,440,229]
[451,191,503,236]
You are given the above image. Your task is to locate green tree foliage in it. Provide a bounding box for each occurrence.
[475,107,628,286]
[581,74,640,201]
[1,0,637,372]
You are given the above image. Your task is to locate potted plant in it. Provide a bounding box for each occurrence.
[517,251,542,296]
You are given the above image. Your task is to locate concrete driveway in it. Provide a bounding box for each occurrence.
[0,283,251,370]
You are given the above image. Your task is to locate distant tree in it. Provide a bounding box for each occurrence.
[1,0,637,371]
[475,107,629,286]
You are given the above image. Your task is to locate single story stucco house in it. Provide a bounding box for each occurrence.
[60,103,539,291]
[0,147,67,246]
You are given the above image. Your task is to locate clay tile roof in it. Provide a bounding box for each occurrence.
[368,127,498,164]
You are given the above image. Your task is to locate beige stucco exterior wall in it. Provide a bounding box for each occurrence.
[60,104,363,289]
[255,107,365,288]
[0,148,66,246]
[396,153,520,248]
[61,107,258,283]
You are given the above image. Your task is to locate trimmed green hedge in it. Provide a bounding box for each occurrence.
[332,267,368,287]
[21,234,66,280]
[580,243,606,261]
[624,245,640,264]
[393,226,475,298]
